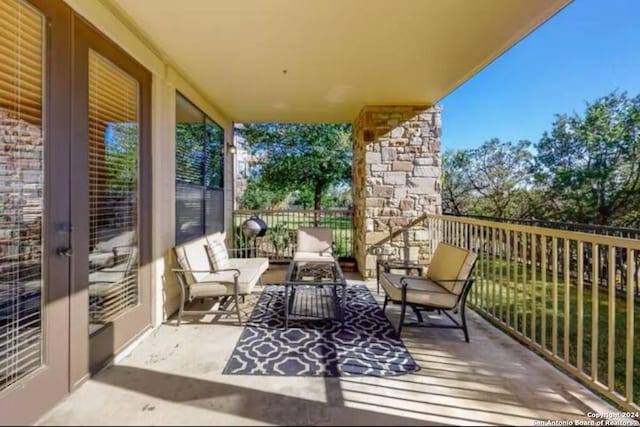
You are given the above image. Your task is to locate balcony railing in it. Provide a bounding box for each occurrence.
[231,209,354,261]
[413,214,639,412]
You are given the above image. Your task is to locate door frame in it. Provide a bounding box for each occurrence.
[69,14,153,383]
[0,0,71,425]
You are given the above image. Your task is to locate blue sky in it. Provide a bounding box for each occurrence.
[439,0,640,151]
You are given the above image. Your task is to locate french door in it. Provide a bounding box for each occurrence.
[0,0,151,424]
[70,15,152,379]
[0,0,71,424]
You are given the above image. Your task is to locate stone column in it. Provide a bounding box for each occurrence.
[352,105,442,278]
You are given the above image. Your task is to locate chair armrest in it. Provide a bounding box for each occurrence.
[171,268,241,301]
[172,268,241,283]
[172,268,240,277]
[429,278,472,283]
[379,260,425,275]
[399,276,473,291]
[111,244,133,256]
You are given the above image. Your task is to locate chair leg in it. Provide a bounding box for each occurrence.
[382,294,389,312]
[398,300,407,335]
[177,279,186,327]
[235,295,243,324]
[461,303,469,343]
[411,305,424,323]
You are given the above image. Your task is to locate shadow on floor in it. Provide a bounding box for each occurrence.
[94,365,434,426]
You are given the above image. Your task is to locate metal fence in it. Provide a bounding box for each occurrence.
[231,209,354,261]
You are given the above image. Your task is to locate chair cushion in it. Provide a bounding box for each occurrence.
[296,227,333,254]
[189,257,267,298]
[228,257,269,276]
[380,272,459,309]
[207,239,230,271]
[188,282,229,298]
[174,237,211,284]
[88,251,116,268]
[94,230,135,253]
[205,231,225,246]
[293,251,334,262]
[88,268,127,286]
[426,243,477,295]
[194,269,258,296]
[89,280,127,297]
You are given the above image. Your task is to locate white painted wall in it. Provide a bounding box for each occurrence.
[63,0,234,326]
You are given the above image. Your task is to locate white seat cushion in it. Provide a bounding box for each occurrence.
[207,239,230,270]
[228,257,269,276]
[174,237,211,284]
[293,251,334,262]
[194,268,259,296]
[205,231,225,247]
[88,251,116,268]
[380,272,459,309]
[188,282,229,298]
[296,228,333,254]
[188,258,268,298]
[94,230,135,253]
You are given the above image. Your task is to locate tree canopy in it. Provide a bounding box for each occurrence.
[443,139,536,218]
[238,123,352,210]
[442,91,640,228]
[535,92,640,225]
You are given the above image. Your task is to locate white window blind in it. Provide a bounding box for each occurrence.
[87,50,139,327]
[0,0,44,392]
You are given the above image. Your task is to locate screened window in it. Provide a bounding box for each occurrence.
[175,93,224,244]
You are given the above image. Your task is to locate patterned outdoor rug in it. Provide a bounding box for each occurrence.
[223,284,419,376]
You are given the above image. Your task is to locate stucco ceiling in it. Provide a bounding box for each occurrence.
[108,0,571,123]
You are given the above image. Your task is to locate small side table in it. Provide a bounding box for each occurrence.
[376,260,425,294]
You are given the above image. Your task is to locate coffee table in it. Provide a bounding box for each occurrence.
[283,259,347,329]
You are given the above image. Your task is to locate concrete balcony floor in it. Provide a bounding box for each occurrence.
[38,266,618,426]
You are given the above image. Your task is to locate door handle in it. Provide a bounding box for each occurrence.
[56,247,73,257]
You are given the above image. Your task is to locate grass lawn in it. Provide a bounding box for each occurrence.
[470,257,639,405]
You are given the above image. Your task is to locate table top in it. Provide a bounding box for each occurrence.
[285,259,346,285]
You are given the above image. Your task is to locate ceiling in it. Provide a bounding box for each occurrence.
[108,0,571,123]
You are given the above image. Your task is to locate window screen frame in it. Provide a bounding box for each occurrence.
[174,92,225,244]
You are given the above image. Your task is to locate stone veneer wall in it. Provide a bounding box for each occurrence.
[352,105,442,278]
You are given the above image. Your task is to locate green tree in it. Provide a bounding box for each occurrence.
[442,139,535,218]
[239,177,288,209]
[106,123,138,191]
[239,124,352,211]
[535,92,640,226]
[441,150,473,215]
[175,122,205,184]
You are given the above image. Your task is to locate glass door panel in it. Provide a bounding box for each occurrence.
[72,16,151,375]
[0,0,71,424]
[87,50,139,332]
[0,0,45,392]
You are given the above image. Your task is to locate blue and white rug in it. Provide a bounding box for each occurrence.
[223,284,419,376]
